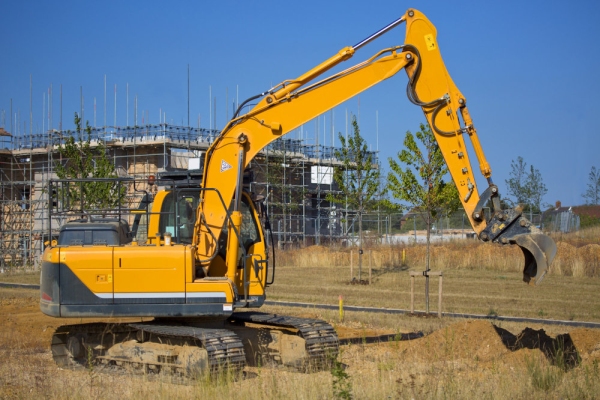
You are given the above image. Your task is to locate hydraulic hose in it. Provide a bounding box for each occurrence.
[403,44,458,137]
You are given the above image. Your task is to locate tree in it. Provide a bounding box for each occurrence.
[582,166,600,205]
[505,156,529,205]
[387,122,460,312]
[55,112,126,212]
[505,156,548,212]
[526,164,548,212]
[328,115,381,281]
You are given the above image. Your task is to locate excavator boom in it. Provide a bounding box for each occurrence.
[193,8,556,285]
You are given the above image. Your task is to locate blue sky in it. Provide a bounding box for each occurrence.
[1,0,599,207]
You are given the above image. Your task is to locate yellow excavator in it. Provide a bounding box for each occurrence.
[40,9,556,376]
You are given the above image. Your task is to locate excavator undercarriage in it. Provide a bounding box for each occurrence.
[51,313,339,377]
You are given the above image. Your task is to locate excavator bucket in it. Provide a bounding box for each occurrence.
[514,228,557,286]
[480,209,557,286]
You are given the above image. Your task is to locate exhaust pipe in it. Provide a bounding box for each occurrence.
[478,208,557,286]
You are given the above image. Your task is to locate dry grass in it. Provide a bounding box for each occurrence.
[267,264,600,322]
[1,227,600,399]
[277,229,600,279]
[1,292,599,400]
[0,270,40,284]
[269,235,600,322]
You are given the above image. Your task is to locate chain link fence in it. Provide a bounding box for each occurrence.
[267,205,580,248]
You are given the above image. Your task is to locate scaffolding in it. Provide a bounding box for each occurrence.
[251,138,344,248]
[0,124,379,268]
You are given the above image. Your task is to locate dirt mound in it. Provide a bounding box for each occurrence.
[380,320,600,372]
[569,328,600,364]
[335,325,396,340]
[570,328,600,353]
[502,347,548,369]
[493,326,600,369]
[404,320,509,362]
[507,327,579,368]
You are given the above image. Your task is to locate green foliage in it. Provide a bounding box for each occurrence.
[331,354,352,400]
[328,116,381,215]
[387,123,460,237]
[526,354,563,392]
[505,156,529,205]
[571,205,600,229]
[328,116,385,279]
[55,113,125,211]
[387,122,460,312]
[526,164,548,212]
[582,166,600,205]
[579,214,600,229]
[505,156,548,212]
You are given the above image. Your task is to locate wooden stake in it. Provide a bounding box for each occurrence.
[369,250,372,285]
[409,270,443,318]
[410,273,415,314]
[438,274,443,318]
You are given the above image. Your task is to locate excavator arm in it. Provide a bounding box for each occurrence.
[403,10,556,284]
[193,8,556,286]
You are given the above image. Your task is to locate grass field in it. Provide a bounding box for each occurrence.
[0,228,599,399]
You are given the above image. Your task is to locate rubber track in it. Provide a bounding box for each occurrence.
[231,312,339,363]
[129,323,246,372]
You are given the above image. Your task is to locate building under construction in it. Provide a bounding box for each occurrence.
[0,124,379,268]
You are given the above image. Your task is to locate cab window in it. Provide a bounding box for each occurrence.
[159,190,199,244]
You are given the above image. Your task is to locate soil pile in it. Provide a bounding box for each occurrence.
[391,320,600,369]
[403,320,510,363]
[570,328,600,365]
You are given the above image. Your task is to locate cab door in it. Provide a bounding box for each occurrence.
[240,193,267,297]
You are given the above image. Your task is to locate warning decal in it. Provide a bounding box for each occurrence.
[220,159,232,173]
[424,33,436,51]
